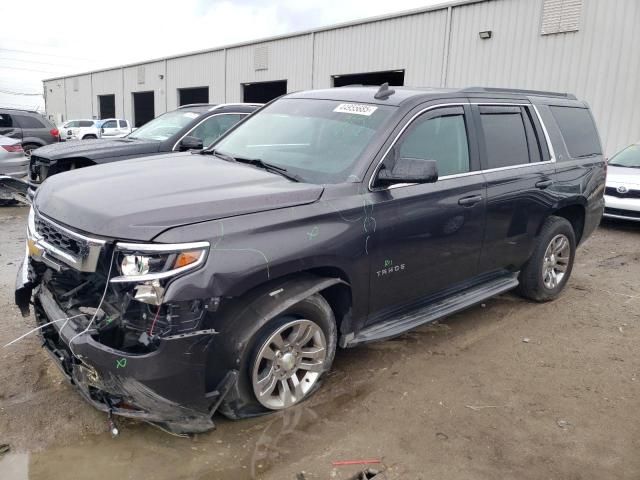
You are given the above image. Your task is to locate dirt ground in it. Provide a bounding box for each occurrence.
[0,205,639,480]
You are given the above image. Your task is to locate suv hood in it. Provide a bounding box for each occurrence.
[35,152,324,241]
[606,165,640,186]
[33,138,161,162]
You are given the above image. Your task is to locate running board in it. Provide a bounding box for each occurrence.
[343,273,519,347]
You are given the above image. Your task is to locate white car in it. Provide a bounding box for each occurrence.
[98,118,132,138]
[59,119,101,140]
[0,135,28,178]
[604,142,640,221]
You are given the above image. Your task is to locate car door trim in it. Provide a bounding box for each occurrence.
[172,113,248,151]
[371,102,556,191]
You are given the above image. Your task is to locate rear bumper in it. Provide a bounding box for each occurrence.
[32,280,235,433]
[0,155,29,178]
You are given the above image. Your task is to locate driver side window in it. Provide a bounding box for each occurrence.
[397,109,470,177]
[189,114,246,148]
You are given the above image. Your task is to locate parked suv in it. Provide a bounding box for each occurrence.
[27,103,261,197]
[0,108,60,156]
[15,86,605,433]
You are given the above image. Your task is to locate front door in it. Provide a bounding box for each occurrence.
[366,103,487,319]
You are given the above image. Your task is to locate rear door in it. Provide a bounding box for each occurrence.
[472,102,555,274]
[366,102,487,317]
[0,112,22,140]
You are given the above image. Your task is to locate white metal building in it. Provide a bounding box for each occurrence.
[43,0,640,155]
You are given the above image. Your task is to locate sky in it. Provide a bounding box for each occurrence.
[0,0,444,111]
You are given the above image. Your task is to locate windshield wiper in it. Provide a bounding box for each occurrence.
[234,156,301,182]
[202,148,237,163]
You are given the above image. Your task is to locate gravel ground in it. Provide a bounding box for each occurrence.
[1,205,639,480]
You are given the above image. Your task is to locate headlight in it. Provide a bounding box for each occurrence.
[110,241,209,283]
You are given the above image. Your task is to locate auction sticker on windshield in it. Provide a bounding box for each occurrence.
[333,103,378,116]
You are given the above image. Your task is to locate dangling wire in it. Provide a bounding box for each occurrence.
[68,249,117,361]
[3,315,86,348]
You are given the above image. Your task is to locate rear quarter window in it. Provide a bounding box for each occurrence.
[0,113,14,127]
[550,106,602,158]
[15,115,46,129]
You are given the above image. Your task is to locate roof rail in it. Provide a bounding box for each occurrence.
[208,103,264,111]
[0,106,40,113]
[177,103,216,109]
[460,87,577,100]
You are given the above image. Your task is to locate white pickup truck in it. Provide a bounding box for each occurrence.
[59,118,131,140]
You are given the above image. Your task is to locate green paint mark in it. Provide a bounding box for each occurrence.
[306,226,319,240]
[384,259,393,268]
[116,358,127,369]
[105,316,113,324]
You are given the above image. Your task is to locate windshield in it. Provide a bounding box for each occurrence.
[212,98,395,184]
[609,144,640,168]
[128,110,201,141]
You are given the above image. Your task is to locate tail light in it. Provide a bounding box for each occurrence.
[2,144,24,153]
[49,128,60,140]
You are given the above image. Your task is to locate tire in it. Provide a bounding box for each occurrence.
[22,143,39,159]
[219,293,337,419]
[517,216,576,302]
[82,135,97,140]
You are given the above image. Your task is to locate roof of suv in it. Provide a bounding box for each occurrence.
[178,103,263,114]
[288,86,578,107]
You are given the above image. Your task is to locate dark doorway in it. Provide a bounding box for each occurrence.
[332,70,405,87]
[179,87,209,106]
[243,80,287,103]
[132,91,155,127]
[98,94,115,119]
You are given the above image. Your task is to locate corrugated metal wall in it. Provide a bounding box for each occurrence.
[43,0,639,154]
[166,51,225,109]
[122,60,166,124]
[313,10,448,88]
[63,74,92,120]
[91,69,124,119]
[446,0,640,155]
[43,79,66,125]
[225,35,313,102]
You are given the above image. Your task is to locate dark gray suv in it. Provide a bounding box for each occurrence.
[16,85,605,434]
[0,108,60,156]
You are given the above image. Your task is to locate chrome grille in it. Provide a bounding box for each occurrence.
[32,212,106,272]
[35,216,88,257]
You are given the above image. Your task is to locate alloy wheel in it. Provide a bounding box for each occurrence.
[542,234,571,289]
[252,319,327,410]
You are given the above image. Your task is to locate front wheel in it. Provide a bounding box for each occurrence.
[517,216,576,302]
[220,293,337,418]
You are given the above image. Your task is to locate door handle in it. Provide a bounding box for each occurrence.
[535,179,553,189]
[458,194,483,207]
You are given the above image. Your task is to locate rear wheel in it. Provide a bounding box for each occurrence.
[220,293,336,418]
[22,143,39,159]
[517,216,576,302]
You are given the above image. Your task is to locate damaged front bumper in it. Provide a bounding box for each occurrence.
[32,281,236,433]
[14,209,237,434]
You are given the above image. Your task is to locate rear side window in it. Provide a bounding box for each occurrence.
[119,120,128,128]
[15,115,46,128]
[550,106,602,158]
[479,105,542,169]
[0,113,12,127]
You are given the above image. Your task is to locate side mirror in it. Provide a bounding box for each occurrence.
[179,136,204,151]
[377,157,438,187]
[100,127,105,134]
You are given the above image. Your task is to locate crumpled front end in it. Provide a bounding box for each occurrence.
[15,207,235,434]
